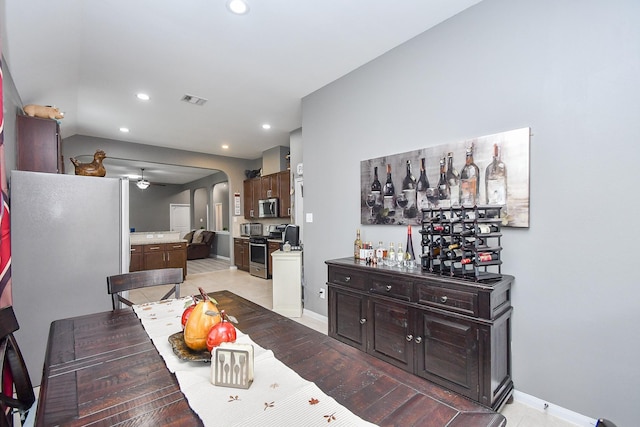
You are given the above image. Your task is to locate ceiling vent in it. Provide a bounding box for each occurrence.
[181,94,208,106]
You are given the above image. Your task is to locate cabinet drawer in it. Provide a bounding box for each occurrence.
[165,242,187,251]
[328,267,366,290]
[416,284,478,316]
[130,245,143,254]
[143,244,164,253]
[369,277,413,301]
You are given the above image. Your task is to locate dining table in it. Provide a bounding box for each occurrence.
[35,290,507,426]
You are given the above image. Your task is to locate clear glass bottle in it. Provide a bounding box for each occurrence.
[354,229,362,260]
[401,160,417,219]
[437,157,450,208]
[376,241,386,265]
[416,157,430,211]
[446,152,460,207]
[460,145,480,206]
[485,143,507,206]
[386,242,396,267]
[383,164,395,214]
[396,243,404,267]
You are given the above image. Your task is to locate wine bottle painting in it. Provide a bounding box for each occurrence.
[359,127,530,227]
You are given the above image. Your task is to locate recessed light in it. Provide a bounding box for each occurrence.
[120,127,130,133]
[262,124,271,130]
[227,0,249,15]
[136,93,150,101]
[222,144,229,149]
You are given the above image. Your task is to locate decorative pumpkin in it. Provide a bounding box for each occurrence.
[184,288,220,351]
[206,310,237,352]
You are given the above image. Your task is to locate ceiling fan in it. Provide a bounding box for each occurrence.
[136,168,150,190]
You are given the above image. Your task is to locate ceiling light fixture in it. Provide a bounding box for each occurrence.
[120,127,130,133]
[136,168,150,190]
[136,93,150,101]
[222,144,229,149]
[227,0,249,15]
[262,124,271,130]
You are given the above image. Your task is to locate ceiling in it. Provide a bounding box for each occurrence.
[3,0,481,183]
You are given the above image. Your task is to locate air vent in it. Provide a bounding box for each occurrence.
[181,94,208,106]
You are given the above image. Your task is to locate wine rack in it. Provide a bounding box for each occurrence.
[420,205,503,282]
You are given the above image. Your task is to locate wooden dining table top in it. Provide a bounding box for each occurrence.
[36,290,506,427]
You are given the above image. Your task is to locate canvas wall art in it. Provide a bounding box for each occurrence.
[360,127,530,227]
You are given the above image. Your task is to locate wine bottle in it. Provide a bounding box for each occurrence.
[477,252,499,262]
[446,152,460,207]
[354,229,362,260]
[405,226,416,269]
[376,241,386,265]
[416,158,430,212]
[383,164,395,214]
[460,145,480,206]
[401,160,417,218]
[485,143,507,206]
[437,157,450,208]
[477,223,500,234]
[387,242,396,267]
[444,248,473,261]
[396,243,404,267]
[371,166,382,209]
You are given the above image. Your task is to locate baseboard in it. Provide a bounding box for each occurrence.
[302,308,328,324]
[512,390,597,426]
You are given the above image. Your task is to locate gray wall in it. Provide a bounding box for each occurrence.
[301,0,640,425]
[129,183,189,232]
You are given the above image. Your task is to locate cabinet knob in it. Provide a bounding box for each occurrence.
[344,276,351,282]
[359,318,367,324]
[386,285,392,292]
[414,336,422,344]
[406,334,413,342]
[440,296,448,304]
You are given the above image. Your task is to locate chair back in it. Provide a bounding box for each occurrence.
[106,268,183,310]
[0,306,36,427]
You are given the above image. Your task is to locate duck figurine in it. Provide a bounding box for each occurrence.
[70,149,107,177]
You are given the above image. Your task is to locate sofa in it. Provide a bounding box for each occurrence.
[184,230,215,260]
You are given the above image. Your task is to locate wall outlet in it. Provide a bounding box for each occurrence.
[319,288,325,299]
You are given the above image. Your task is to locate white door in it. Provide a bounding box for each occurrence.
[294,177,303,244]
[170,204,191,238]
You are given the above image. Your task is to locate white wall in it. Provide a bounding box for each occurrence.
[301,0,640,425]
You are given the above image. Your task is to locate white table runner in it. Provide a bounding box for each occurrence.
[133,297,376,426]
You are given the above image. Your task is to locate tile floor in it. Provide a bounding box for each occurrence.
[128,268,579,427]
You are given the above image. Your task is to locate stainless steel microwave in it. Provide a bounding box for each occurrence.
[258,198,279,218]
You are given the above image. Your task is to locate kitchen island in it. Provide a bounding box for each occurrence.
[130,231,187,278]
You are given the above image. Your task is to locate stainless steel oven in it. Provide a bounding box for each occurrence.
[249,237,268,279]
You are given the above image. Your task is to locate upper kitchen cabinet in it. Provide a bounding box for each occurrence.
[17,115,64,173]
[243,170,291,219]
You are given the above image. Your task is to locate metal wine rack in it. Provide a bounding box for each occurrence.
[420,205,503,282]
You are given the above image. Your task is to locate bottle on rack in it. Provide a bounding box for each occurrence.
[386,242,396,267]
[416,157,430,211]
[354,229,362,260]
[485,143,508,218]
[383,164,396,214]
[444,248,473,261]
[405,226,416,269]
[446,152,460,207]
[477,223,500,234]
[401,160,417,218]
[371,166,383,210]
[460,145,480,206]
[437,157,450,208]
[376,241,386,265]
[396,243,404,267]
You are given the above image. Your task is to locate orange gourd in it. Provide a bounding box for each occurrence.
[184,288,221,351]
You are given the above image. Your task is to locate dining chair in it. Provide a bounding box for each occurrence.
[0,306,36,427]
[107,268,183,310]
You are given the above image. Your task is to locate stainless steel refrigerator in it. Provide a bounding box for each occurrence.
[10,170,129,384]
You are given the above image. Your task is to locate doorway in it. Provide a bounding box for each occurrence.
[170,204,191,238]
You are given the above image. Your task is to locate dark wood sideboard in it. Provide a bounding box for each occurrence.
[326,257,514,411]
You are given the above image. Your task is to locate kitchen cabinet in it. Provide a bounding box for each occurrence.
[234,238,250,271]
[129,245,144,272]
[267,241,280,277]
[242,171,291,219]
[136,242,187,278]
[326,258,513,411]
[16,114,64,173]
